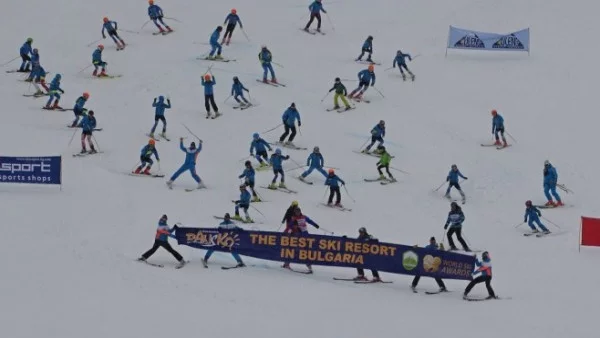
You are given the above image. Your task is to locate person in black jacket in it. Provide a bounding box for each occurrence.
[444,202,470,251]
[281,200,299,233]
[354,227,381,281]
[411,237,447,292]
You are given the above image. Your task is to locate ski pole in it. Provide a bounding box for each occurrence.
[325,13,336,31]
[68,128,78,146]
[390,166,410,175]
[223,95,232,104]
[262,123,282,134]
[541,216,562,229]
[320,91,331,102]
[181,123,202,141]
[506,131,518,144]
[285,165,305,172]
[250,204,266,218]
[343,185,356,203]
[322,186,328,201]
[372,86,385,98]
[77,64,93,74]
[1,56,19,67]
[340,78,358,82]
[272,62,284,68]
[164,16,183,23]
[157,161,162,174]
[358,137,371,152]
[433,181,446,192]
[384,66,393,71]
[241,28,251,42]
[121,29,141,35]
[514,221,525,228]
[140,20,151,30]
[92,135,101,151]
[86,38,103,47]
[319,227,334,235]
[557,183,573,194]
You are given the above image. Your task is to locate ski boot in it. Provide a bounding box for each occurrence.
[232,214,243,221]
[160,132,167,138]
[555,200,564,207]
[439,287,448,292]
[214,111,222,118]
[278,182,287,189]
[98,70,107,77]
[262,78,269,83]
[298,176,306,182]
[268,183,278,189]
[282,263,291,269]
[34,90,44,96]
[353,275,368,281]
[148,132,154,139]
[544,200,555,207]
[271,78,278,84]
[197,182,206,189]
[158,27,165,33]
[379,174,386,180]
[333,105,340,110]
[244,216,254,223]
[531,229,540,234]
[402,74,407,81]
[137,257,146,262]
[542,230,551,235]
[259,162,268,168]
[133,167,142,174]
[334,202,343,208]
[176,260,186,269]
[88,147,97,154]
[143,167,151,175]
[306,265,313,273]
[80,148,87,154]
[166,26,173,32]
[215,54,224,60]
[251,196,261,202]
[166,180,173,189]
[371,277,381,282]
[235,262,246,268]
[52,102,62,110]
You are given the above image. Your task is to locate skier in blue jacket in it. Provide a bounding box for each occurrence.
[149,95,171,139]
[362,120,386,153]
[202,213,245,267]
[202,74,220,118]
[491,110,508,147]
[355,36,374,62]
[233,185,253,222]
[269,148,290,189]
[279,103,301,145]
[102,17,126,49]
[44,74,65,109]
[147,0,172,34]
[70,92,89,127]
[134,139,160,175]
[259,45,277,83]
[30,48,40,68]
[300,146,327,181]
[304,0,327,32]
[325,169,346,206]
[92,45,107,77]
[393,50,414,80]
[231,76,250,107]
[19,38,33,72]
[250,133,272,167]
[208,26,223,60]
[543,160,563,207]
[444,202,470,251]
[167,138,204,189]
[445,164,467,203]
[524,200,550,234]
[138,214,186,268]
[222,8,243,45]
[239,161,260,202]
[27,64,49,95]
[348,65,375,99]
[78,111,97,154]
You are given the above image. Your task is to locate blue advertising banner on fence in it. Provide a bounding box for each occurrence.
[0,156,62,185]
[447,26,530,52]
[176,227,476,280]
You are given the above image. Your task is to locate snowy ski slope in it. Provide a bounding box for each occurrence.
[1,0,599,337]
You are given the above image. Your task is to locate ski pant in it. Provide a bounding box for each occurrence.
[302,165,327,178]
[366,135,384,151]
[350,81,370,96]
[138,155,154,170]
[544,183,561,202]
[93,61,107,72]
[446,227,469,251]
[152,17,169,30]
[446,181,465,198]
[170,164,200,183]
[107,31,125,45]
[262,63,276,80]
[357,268,379,278]
[33,78,49,93]
[20,54,31,71]
[411,275,446,289]
[46,91,61,106]
[235,203,250,217]
[151,115,166,133]
[223,23,236,40]
[255,150,268,164]
[204,248,243,264]
[209,42,222,57]
[244,180,257,197]
[398,63,412,75]
[305,13,322,29]
[142,239,183,261]
[356,48,372,61]
[494,127,506,143]
[527,217,549,232]
[328,186,341,204]
[334,93,350,108]
[234,93,249,104]
[81,131,94,151]
[279,124,296,142]
[377,164,392,177]
[205,94,218,113]
[72,109,84,127]
[464,275,495,297]
[272,168,285,183]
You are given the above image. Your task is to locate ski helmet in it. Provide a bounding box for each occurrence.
[313,146,320,152]
[204,74,211,81]
[190,142,196,149]
[328,169,335,175]
[233,76,239,81]
[275,148,282,155]
[224,213,231,219]
[26,37,33,43]
[335,77,340,82]
[149,139,156,146]
[231,8,237,14]
[33,48,38,54]
[544,160,550,166]
[379,120,385,125]
[430,236,436,242]
[148,0,154,4]
[450,201,458,209]
[397,50,402,54]
[491,109,497,116]
[98,44,104,50]
[253,132,259,139]
[291,200,299,206]
[368,35,373,40]
[451,164,457,169]
[294,207,302,214]
[290,102,296,108]
[525,200,532,206]
[158,95,164,101]
[377,145,386,151]
[217,26,223,31]
[55,74,62,80]
[261,45,267,49]
[82,92,90,99]
[103,17,109,23]
[160,214,168,221]
[88,110,94,116]
[359,227,367,233]
[482,251,490,259]
[245,160,251,167]
[368,64,375,72]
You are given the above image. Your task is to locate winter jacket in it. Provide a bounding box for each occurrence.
[524,206,541,222]
[292,214,319,232]
[377,152,392,166]
[306,152,324,168]
[447,169,466,183]
[92,49,103,64]
[179,140,201,166]
[148,4,163,18]
[358,69,375,85]
[224,13,243,28]
[152,96,171,116]
[329,82,347,95]
[371,124,385,138]
[282,107,301,126]
[20,41,32,56]
[259,49,272,64]
[236,190,251,206]
[250,138,271,154]
[393,53,412,67]
[309,1,326,13]
[543,165,558,186]
[474,257,492,277]
[232,81,248,96]
[239,167,256,183]
[102,21,118,35]
[210,29,220,46]
[325,174,345,188]
[201,76,216,95]
[79,115,97,132]
[270,153,289,170]
[445,209,465,229]
[154,219,173,242]
[140,144,159,160]
[492,114,504,133]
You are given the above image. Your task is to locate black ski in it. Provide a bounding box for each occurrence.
[221,265,245,270]
[138,259,164,268]
[300,28,316,35]
[73,151,104,157]
[333,277,359,281]
[260,186,297,194]
[425,290,451,295]
[464,296,510,301]
[354,280,393,284]
[129,173,165,178]
[197,57,236,62]
[256,79,286,87]
[294,176,314,185]
[320,203,352,212]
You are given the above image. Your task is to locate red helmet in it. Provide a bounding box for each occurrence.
[525,200,532,206]
[97,44,104,50]
[491,109,497,116]
[204,74,211,81]
[231,8,237,14]
[328,169,335,175]
[103,17,109,23]
[82,92,90,99]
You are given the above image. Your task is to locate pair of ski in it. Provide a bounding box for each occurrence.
[355,60,382,66]
[524,231,552,238]
[197,57,236,63]
[42,107,72,111]
[333,277,393,284]
[320,202,352,212]
[299,28,326,35]
[146,133,170,142]
[481,143,511,150]
[326,106,356,113]
[23,93,48,98]
[67,126,103,131]
[350,97,370,103]
[129,172,165,178]
[274,141,307,150]
[138,260,188,269]
[260,186,297,194]
[256,79,286,87]
[152,30,174,36]
[232,103,255,110]
[464,295,510,301]
[95,74,122,79]
[364,177,397,185]
[73,151,104,157]
[206,113,222,119]
[213,215,259,224]
[6,70,31,74]
[353,150,394,159]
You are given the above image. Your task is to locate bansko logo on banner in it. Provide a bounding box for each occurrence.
[447,26,530,53]
[0,156,62,185]
[176,227,476,280]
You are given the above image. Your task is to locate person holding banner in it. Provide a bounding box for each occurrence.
[354,227,381,281]
[463,251,496,300]
[138,214,186,268]
[202,213,245,268]
[281,201,299,233]
[282,207,319,273]
[411,237,447,292]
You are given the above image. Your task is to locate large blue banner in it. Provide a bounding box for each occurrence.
[176,227,476,280]
[0,156,62,185]
[447,26,530,52]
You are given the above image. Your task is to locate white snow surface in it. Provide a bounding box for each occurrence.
[1,0,599,337]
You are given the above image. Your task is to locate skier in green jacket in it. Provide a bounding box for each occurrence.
[376,145,395,181]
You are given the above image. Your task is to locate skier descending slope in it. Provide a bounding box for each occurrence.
[28,64,49,95]
[202,74,220,119]
[282,208,320,273]
[393,50,414,81]
[24,49,41,82]
[376,146,395,181]
[444,202,470,252]
[102,17,126,50]
[133,139,160,175]
[279,103,301,146]
[147,0,172,34]
[70,92,89,127]
[18,38,33,72]
[222,9,243,45]
[239,161,260,202]
[250,133,272,168]
[202,213,245,268]
[411,237,447,292]
[138,214,186,268]
[149,95,171,139]
[92,45,108,77]
[491,109,508,147]
[328,78,352,111]
[44,74,64,110]
[524,200,550,235]
[304,0,326,33]
[463,251,497,300]
[362,120,385,153]
[166,138,205,190]
[269,148,290,189]
[355,36,374,62]
[325,169,345,207]
[543,160,563,207]
[299,147,327,182]
[348,65,375,99]
[207,26,223,60]
[231,77,250,107]
[78,111,97,154]
[232,184,253,222]
[259,45,277,84]
[445,164,467,203]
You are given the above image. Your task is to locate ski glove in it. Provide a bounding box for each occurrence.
[314,224,320,229]
[298,122,302,126]
[444,223,449,230]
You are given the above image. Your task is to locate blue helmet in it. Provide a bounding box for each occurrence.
[158,95,164,101]
[275,148,282,155]
[253,133,259,139]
